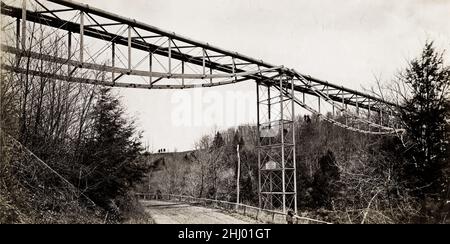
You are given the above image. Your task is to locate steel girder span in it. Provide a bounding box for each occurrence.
[1,0,403,134]
[1,0,405,214]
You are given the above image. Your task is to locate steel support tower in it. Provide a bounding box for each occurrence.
[257,72,297,214]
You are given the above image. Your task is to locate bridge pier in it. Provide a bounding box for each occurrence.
[257,72,297,214]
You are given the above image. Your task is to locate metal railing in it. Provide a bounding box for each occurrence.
[136,193,332,224]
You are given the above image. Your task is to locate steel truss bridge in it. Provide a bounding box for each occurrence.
[0,0,405,215]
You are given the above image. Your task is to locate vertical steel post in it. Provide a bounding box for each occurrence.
[210,66,213,84]
[267,85,272,208]
[168,38,172,75]
[68,31,72,75]
[79,11,84,65]
[21,0,27,50]
[356,96,359,116]
[269,171,273,209]
[128,26,132,72]
[256,81,262,210]
[268,87,271,126]
[149,51,153,85]
[181,61,185,86]
[112,42,115,81]
[232,57,237,82]
[16,18,20,50]
[279,75,286,214]
[15,18,21,67]
[291,76,297,214]
[202,48,206,77]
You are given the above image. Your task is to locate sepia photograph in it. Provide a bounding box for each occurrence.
[0,0,449,229]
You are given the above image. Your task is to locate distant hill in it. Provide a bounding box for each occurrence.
[141,150,197,172]
[135,151,198,194]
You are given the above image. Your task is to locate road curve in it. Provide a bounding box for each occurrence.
[141,200,260,224]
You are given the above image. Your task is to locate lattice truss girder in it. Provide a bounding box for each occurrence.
[1,0,282,89]
[266,73,405,136]
[1,0,405,135]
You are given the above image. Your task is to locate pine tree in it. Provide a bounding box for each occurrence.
[81,88,147,212]
[312,150,341,209]
[212,131,225,149]
[232,130,244,149]
[399,42,450,201]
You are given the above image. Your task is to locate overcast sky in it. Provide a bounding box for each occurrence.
[80,0,450,152]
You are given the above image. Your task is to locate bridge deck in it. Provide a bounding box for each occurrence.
[141,200,261,224]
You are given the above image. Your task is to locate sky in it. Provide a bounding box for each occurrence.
[78,0,450,152]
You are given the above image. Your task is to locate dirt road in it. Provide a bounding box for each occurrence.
[141,200,260,224]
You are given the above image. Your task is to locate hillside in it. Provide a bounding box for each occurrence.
[136,151,198,194]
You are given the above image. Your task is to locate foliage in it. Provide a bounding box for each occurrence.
[0,26,149,223]
[311,150,341,209]
[78,88,148,214]
[398,42,450,200]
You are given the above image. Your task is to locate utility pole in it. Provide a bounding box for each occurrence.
[236,144,241,209]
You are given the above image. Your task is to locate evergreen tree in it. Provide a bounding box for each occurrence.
[212,131,225,149]
[232,130,244,149]
[241,175,255,203]
[81,88,147,213]
[399,42,450,201]
[312,150,341,209]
